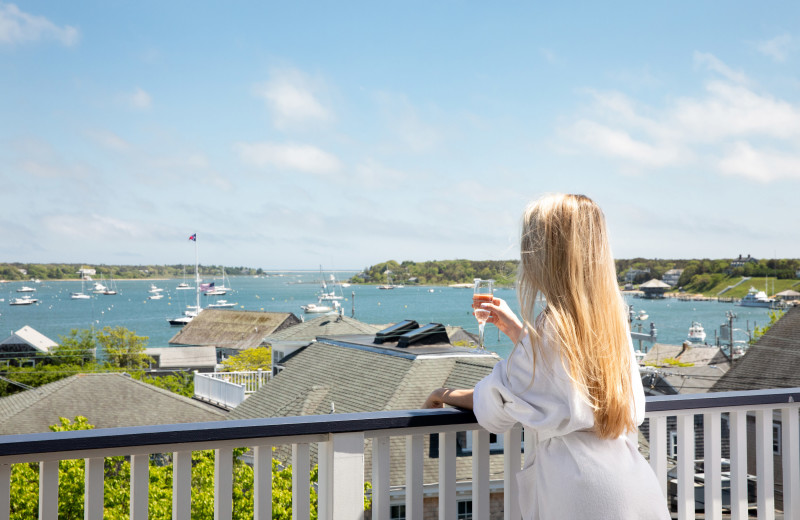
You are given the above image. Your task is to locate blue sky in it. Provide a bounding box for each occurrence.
[2,2,799,270]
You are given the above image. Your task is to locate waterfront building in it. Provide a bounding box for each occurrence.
[639,278,671,299]
[661,268,684,287]
[0,373,226,436]
[730,254,759,269]
[0,326,58,367]
[625,267,650,283]
[168,309,301,362]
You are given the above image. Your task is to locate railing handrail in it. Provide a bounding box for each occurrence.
[1,387,798,459]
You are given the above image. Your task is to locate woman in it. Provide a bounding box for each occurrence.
[424,194,669,519]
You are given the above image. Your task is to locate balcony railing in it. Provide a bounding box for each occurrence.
[193,370,272,408]
[0,388,798,520]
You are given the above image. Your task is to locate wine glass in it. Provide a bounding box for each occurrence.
[473,278,494,350]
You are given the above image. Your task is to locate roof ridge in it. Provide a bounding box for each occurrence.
[0,374,80,423]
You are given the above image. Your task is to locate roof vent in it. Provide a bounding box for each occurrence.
[374,320,419,344]
[397,323,449,348]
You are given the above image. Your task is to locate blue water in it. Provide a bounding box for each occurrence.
[1,274,773,360]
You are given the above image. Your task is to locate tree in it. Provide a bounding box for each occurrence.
[220,347,271,371]
[97,326,151,369]
[53,328,97,365]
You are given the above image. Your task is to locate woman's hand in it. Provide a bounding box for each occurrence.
[474,297,524,345]
[423,388,474,410]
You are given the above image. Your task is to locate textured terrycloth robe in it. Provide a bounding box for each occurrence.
[473,330,670,520]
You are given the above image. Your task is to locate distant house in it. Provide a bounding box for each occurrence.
[145,346,218,373]
[639,278,671,299]
[730,254,758,269]
[774,289,800,302]
[710,305,800,511]
[229,323,505,516]
[0,326,59,367]
[77,268,96,278]
[0,373,226,435]
[625,268,650,283]
[168,309,300,362]
[796,268,800,279]
[661,269,684,287]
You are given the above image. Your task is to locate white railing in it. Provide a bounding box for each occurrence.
[0,388,798,520]
[193,370,271,408]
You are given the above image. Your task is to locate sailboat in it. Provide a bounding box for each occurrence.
[204,267,230,296]
[168,233,202,326]
[102,274,118,295]
[71,277,91,300]
[176,266,194,290]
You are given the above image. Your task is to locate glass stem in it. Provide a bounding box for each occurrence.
[478,323,485,350]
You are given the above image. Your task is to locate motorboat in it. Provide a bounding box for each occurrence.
[167,306,199,326]
[92,280,108,294]
[737,286,775,308]
[207,299,236,308]
[176,282,193,290]
[149,293,164,300]
[636,310,649,320]
[687,321,706,343]
[71,292,91,300]
[301,300,340,314]
[148,284,164,294]
[16,286,35,293]
[10,296,38,305]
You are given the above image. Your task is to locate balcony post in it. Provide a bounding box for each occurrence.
[503,427,522,520]
[371,436,391,520]
[405,434,423,520]
[755,410,775,520]
[676,414,695,520]
[39,460,58,520]
[729,410,748,520]
[253,445,272,520]
[782,406,799,520]
[173,451,191,520]
[438,431,456,520]
[130,454,149,520]
[84,457,104,520]
[472,429,490,520]
[0,463,10,520]
[292,443,310,520]
[327,432,365,519]
[215,447,233,520]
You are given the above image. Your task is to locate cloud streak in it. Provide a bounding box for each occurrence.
[235,142,342,175]
[255,68,332,130]
[0,2,79,46]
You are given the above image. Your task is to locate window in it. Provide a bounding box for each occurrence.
[773,422,781,456]
[390,504,405,520]
[669,431,678,458]
[457,500,472,520]
[463,431,504,454]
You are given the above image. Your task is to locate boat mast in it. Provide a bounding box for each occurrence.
[195,234,200,312]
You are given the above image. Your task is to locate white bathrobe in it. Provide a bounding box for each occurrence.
[473,331,670,520]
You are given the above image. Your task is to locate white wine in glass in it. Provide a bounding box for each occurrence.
[473,278,494,350]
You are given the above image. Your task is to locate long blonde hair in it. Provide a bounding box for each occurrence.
[517,193,635,439]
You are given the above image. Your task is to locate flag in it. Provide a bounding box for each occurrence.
[189,234,196,241]
[200,282,214,292]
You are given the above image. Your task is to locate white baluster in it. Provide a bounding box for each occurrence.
[84,457,104,520]
[330,432,364,519]
[292,443,310,520]
[39,460,58,520]
[253,445,272,520]
[503,427,522,520]
[371,436,391,520]
[472,429,490,520]
[130,454,149,520]
[676,414,695,520]
[172,451,191,520]
[782,406,799,520]
[729,410,748,520]
[438,431,456,520]
[405,434,423,520]
[214,448,233,520]
[755,409,775,520]
[0,463,10,520]
[649,415,668,499]
[703,411,722,520]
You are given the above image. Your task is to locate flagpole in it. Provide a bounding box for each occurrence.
[195,234,200,312]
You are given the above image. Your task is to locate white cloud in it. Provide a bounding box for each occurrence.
[41,213,145,239]
[756,34,792,62]
[354,158,408,187]
[375,92,442,153]
[560,53,800,182]
[256,69,331,130]
[693,52,749,85]
[87,130,131,152]
[235,142,342,174]
[128,87,152,109]
[718,141,800,182]
[0,2,79,46]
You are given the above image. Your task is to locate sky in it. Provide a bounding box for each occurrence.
[2,2,799,270]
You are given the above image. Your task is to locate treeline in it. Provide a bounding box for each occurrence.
[0,263,263,281]
[353,257,800,288]
[350,259,519,286]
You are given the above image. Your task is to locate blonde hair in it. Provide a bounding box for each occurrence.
[517,193,635,439]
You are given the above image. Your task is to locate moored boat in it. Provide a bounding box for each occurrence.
[687,321,706,343]
[737,286,775,308]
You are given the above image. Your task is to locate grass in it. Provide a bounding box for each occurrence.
[682,276,800,298]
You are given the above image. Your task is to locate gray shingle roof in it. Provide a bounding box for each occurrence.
[168,309,300,350]
[228,338,500,485]
[264,314,384,343]
[711,305,800,392]
[643,343,731,367]
[0,373,226,435]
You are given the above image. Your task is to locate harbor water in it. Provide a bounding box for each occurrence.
[1,273,776,360]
